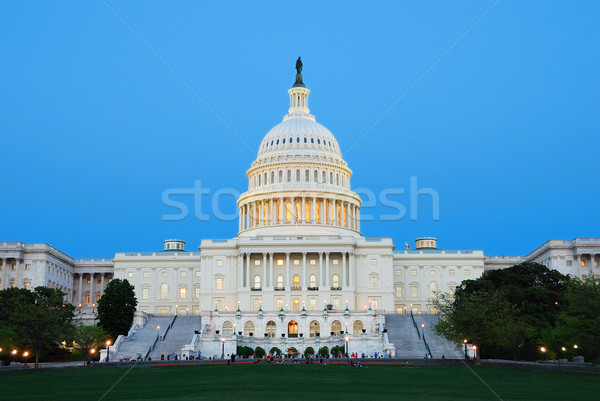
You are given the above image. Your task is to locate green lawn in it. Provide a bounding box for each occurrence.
[0,363,598,401]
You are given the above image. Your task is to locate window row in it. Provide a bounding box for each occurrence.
[221,319,364,338]
[251,168,349,189]
[263,135,337,150]
[149,284,201,300]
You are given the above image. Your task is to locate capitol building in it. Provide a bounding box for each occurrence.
[1,63,598,358]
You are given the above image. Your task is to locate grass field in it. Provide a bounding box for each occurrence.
[0,362,598,401]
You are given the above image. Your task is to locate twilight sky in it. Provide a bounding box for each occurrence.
[1,1,598,257]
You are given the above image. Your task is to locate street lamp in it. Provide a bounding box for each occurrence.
[421,323,425,341]
[221,337,225,360]
[157,325,161,341]
[106,340,111,362]
[463,339,468,360]
[11,349,17,364]
[92,303,96,314]
[344,335,350,357]
[175,304,179,315]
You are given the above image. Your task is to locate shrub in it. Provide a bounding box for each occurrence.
[254,347,266,358]
[304,347,315,356]
[318,346,329,357]
[270,347,282,355]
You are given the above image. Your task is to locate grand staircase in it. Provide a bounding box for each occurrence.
[149,316,201,359]
[115,316,201,360]
[385,314,462,359]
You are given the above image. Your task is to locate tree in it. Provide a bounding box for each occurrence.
[97,279,137,340]
[71,323,109,363]
[304,346,315,356]
[0,287,75,370]
[269,347,282,355]
[433,263,568,362]
[318,346,329,357]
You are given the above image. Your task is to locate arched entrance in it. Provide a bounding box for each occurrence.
[309,320,320,337]
[288,320,298,337]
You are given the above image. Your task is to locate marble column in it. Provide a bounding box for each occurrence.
[286,252,291,288]
[269,252,274,289]
[78,273,83,305]
[238,253,244,289]
[319,252,323,287]
[90,273,95,305]
[245,253,250,290]
[262,253,267,289]
[302,252,307,289]
[342,252,347,287]
[325,253,330,288]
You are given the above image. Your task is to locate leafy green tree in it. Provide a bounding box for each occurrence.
[304,346,315,356]
[0,287,75,369]
[97,279,137,339]
[433,263,568,362]
[269,347,282,355]
[71,323,109,363]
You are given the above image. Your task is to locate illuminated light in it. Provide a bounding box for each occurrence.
[89,349,96,354]
[11,350,17,355]
[574,345,578,349]
[23,351,29,357]
[540,346,547,353]
[277,259,284,266]
[105,340,112,346]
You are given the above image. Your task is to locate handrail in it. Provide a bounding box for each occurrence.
[410,311,420,339]
[145,334,159,359]
[162,314,178,341]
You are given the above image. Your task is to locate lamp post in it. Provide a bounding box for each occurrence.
[221,337,225,360]
[344,335,350,357]
[157,325,161,341]
[421,323,425,342]
[105,340,112,362]
[463,339,468,360]
[92,303,96,314]
[11,349,17,365]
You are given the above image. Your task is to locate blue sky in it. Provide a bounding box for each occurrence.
[1,1,598,257]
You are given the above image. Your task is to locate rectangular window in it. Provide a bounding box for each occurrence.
[293,259,300,265]
[215,278,223,290]
[581,260,586,267]
[464,270,471,276]
[128,272,134,278]
[87,279,91,284]
[332,259,339,265]
[194,287,200,299]
[411,270,417,276]
[254,259,261,266]
[276,298,283,310]
[24,282,31,290]
[370,259,377,266]
[86,294,90,304]
[411,286,418,298]
[143,272,150,278]
[449,269,456,276]
[309,259,316,265]
[214,300,222,311]
[309,298,317,311]
[253,299,261,311]
[371,277,378,289]
[216,260,223,267]
[293,298,300,311]
[98,278,102,284]
[142,288,149,300]
[25,264,31,271]
[332,298,340,310]
[277,259,284,266]
[179,287,187,299]
[180,271,187,277]
[195,271,201,277]
[369,299,378,309]
[395,270,402,276]
[395,286,403,298]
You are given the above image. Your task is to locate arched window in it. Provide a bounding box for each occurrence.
[296,169,300,181]
[222,321,233,335]
[288,320,298,337]
[258,175,261,186]
[244,321,255,337]
[276,139,279,145]
[271,171,274,184]
[314,170,318,182]
[304,137,307,143]
[305,170,309,182]
[429,281,438,297]
[283,138,286,144]
[277,275,284,290]
[353,320,364,335]
[160,283,168,299]
[336,174,339,186]
[330,172,333,183]
[323,171,326,183]
[296,137,300,143]
[293,274,300,290]
[279,170,283,182]
[266,321,277,338]
[309,274,317,288]
[311,138,314,143]
[287,170,291,182]
[264,173,267,185]
[254,275,261,290]
[309,320,320,337]
[332,274,340,288]
[331,320,342,334]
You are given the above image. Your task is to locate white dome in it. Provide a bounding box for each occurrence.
[257,116,342,161]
